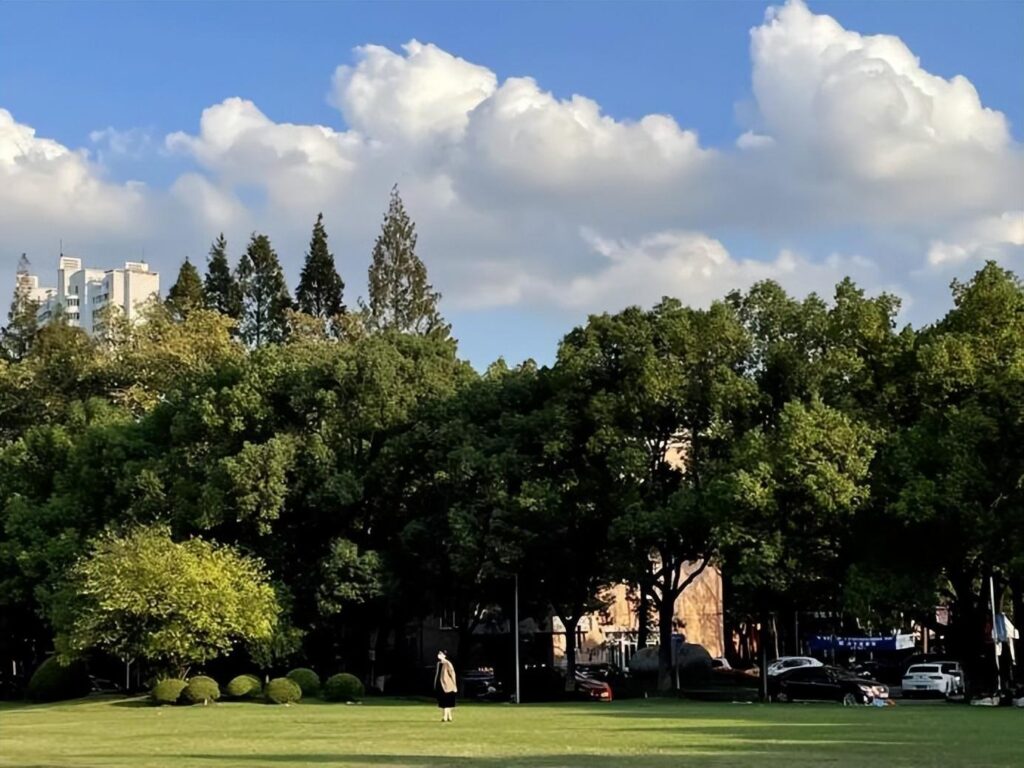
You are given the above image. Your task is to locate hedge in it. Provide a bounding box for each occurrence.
[322,672,364,702]
[264,677,302,705]
[183,675,221,705]
[151,678,188,706]
[26,657,91,703]
[225,674,262,699]
[286,668,321,697]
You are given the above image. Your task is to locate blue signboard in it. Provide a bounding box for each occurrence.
[808,634,915,652]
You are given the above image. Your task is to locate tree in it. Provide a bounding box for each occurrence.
[362,186,448,336]
[296,213,345,321]
[165,258,206,321]
[556,300,755,691]
[1,254,41,362]
[724,399,876,690]
[203,234,242,320]
[55,524,280,676]
[237,233,293,347]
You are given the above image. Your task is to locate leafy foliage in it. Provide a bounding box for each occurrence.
[285,668,321,696]
[150,678,188,706]
[296,213,345,321]
[183,675,221,704]
[55,525,280,675]
[26,656,91,702]
[264,677,302,704]
[322,672,364,702]
[362,186,447,337]
[225,674,263,699]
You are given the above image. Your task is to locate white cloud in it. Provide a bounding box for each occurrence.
[331,40,497,143]
[2,0,1021,338]
[0,108,148,250]
[926,211,1024,268]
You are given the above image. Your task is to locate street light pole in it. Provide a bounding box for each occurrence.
[514,573,521,704]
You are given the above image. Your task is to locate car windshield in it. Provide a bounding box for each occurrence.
[940,663,959,674]
[908,665,940,674]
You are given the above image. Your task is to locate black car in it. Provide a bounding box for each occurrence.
[770,665,889,705]
[461,668,504,701]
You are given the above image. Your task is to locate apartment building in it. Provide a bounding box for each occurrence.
[30,256,160,333]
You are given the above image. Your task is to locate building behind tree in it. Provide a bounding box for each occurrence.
[22,256,160,333]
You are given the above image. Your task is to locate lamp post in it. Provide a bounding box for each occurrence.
[514,573,521,704]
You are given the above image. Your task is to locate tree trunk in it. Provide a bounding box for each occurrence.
[561,615,580,693]
[657,593,676,692]
[637,585,650,649]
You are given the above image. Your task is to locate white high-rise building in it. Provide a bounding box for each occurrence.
[27,256,160,333]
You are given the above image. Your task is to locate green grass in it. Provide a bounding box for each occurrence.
[1,696,1021,767]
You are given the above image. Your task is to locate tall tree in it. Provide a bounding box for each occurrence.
[296,213,345,320]
[236,233,293,347]
[1,254,41,362]
[165,258,205,321]
[362,186,448,336]
[203,234,242,320]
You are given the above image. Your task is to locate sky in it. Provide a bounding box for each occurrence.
[1,0,1022,368]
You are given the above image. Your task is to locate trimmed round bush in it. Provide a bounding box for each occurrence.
[322,673,364,702]
[264,677,302,705]
[225,674,262,699]
[286,668,320,696]
[182,675,221,705]
[150,678,188,706]
[26,656,91,703]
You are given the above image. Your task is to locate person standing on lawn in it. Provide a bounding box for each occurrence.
[434,650,458,722]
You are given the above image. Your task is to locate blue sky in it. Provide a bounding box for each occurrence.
[1,1,1022,367]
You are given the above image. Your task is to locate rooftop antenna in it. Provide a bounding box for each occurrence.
[59,239,63,258]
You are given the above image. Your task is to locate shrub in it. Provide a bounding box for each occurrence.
[151,678,188,706]
[264,677,302,705]
[26,656,91,703]
[225,674,262,699]
[183,675,221,704]
[286,667,320,696]
[322,673,364,702]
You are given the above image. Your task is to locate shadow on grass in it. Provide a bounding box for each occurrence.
[178,753,797,768]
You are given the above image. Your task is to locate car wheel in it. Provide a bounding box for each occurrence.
[842,692,858,707]
[775,691,790,703]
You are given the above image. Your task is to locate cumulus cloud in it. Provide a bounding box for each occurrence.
[926,211,1024,269]
[0,109,148,253]
[2,0,1021,343]
[331,40,497,143]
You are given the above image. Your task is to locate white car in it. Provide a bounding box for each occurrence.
[901,662,964,698]
[766,656,824,676]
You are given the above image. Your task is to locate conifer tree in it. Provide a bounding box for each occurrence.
[296,213,345,319]
[203,234,242,320]
[236,233,292,347]
[165,258,205,321]
[1,254,40,361]
[362,186,448,336]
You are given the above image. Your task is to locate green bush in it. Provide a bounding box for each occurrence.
[264,677,302,705]
[182,675,221,704]
[150,678,188,706]
[26,656,91,703]
[225,674,262,699]
[286,667,320,696]
[322,673,364,702]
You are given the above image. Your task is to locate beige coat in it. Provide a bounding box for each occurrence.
[435,659,457,694]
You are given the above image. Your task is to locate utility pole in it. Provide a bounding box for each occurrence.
[514,573,521,704]
[990,575,1002,693]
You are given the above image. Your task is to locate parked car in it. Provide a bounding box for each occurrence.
[574,671,613,702]
[576,663,632,698]
[902,662,964,698]
[770,665,889,705]
[461,668,504,701]
[766,656,823,676]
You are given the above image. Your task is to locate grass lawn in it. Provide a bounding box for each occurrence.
[1,696,1022,768]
